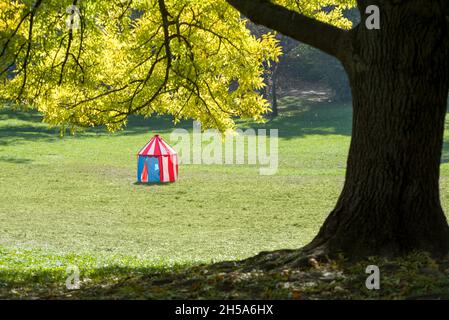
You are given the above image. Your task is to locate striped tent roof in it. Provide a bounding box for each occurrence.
[138,134,177,156]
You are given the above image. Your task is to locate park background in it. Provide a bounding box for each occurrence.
[2,13,449,299]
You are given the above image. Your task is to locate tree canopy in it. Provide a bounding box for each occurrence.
[0,0,354,132]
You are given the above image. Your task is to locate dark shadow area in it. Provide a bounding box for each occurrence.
[237,98,352,139]
[0,264,291,299]
[0,108,44,123]
[133,181,176,186]
[0,125,60,146]
[3,102,449,166]
[1,99,353,147]
[0,156,33,164]
[0,107,192,145]
[0,108,60,146]
[1,251,449,300]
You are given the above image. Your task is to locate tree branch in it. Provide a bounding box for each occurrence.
[226,0,352,61]
[0,12,30,59]
[59,0,78,85]
[18,0,43,99]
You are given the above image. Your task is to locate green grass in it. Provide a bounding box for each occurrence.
[0,98,352,262]
[1,97,449,298]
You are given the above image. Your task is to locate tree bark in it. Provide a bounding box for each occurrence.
[306,1,449,258]
[229,0,449,258]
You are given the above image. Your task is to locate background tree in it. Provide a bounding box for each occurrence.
[282,42,351,102]
[248,6,359,115]
[248,22,299,116]
[273,8,360,104]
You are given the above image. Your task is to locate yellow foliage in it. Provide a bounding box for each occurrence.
[0,0,355,131]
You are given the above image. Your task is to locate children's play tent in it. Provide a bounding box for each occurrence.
[137,135,178,183]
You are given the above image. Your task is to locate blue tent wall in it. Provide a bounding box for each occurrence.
[137,156,161,183]
[137,156,145,182]
[147,157,160,182]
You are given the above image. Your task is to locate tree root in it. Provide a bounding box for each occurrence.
[210,243,335,273]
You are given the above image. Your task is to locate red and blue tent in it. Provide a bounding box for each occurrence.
[137,135,178,183]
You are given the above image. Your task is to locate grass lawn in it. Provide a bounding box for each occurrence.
[1,97,449,299]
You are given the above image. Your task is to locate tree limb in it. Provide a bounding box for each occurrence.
[18,0,43,99]
[0,12,30,59]
[59,0,78,85]
[226,0,352,62]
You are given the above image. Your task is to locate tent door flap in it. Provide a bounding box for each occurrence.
[147,157,160,182]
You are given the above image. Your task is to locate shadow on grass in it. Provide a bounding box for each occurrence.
[0,260,324,300]
[0,156,33,164]
[2,252,449,300]
[0,125,60,146]
[1,97,353,147]
[0,107,193,146]
[3,100,449,166]
[133,181,176,187]
[237,98,352,139]
[0,110,178,146]
[0,108,60,146]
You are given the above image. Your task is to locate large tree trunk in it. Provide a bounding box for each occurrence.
[228,0,449,260]
[306,1,449,258]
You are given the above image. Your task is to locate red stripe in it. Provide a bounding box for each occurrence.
[138,140,151,155]
[158,138,168,155]
[168,155,174,181]
[158,157,164,182]
[153,137,162,156]
[175,155,179,180]
[140,137,156,155]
